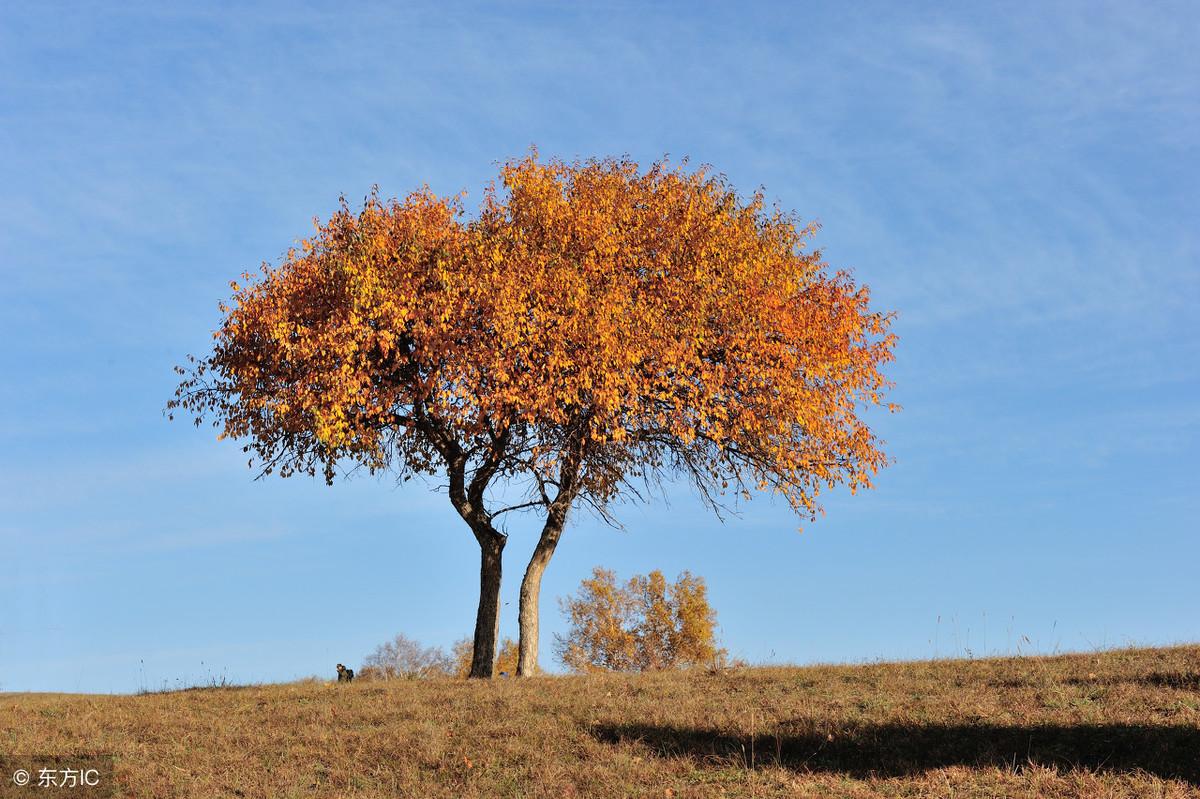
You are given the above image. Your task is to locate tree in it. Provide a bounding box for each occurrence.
[555,567,636,671]
[169,152,896,678]
[556,567,721,672]
[362,633,453,679]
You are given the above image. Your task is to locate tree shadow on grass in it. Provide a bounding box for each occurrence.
[589,721,1200,783]
[1138,672,1200,691]
[1066,672,1200,691]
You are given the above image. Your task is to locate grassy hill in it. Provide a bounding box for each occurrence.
[2,645,1198,798]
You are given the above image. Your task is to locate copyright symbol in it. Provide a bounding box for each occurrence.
[11,768,30,786]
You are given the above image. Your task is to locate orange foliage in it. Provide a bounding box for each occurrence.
[451,637,519,678]
[170,151,896,522]
[557,567,721,672]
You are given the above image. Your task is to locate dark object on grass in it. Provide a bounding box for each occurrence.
[336,663,354,683]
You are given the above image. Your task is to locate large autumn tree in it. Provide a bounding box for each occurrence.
[170,152,896,678]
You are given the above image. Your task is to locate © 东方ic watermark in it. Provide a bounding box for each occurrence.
[0,756,114,798]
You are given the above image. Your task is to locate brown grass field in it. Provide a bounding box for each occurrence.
[2,645,1198,798]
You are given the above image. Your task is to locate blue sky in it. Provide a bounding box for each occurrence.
[1,1,1196,693]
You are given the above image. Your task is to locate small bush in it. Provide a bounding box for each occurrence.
[362,633,454,679]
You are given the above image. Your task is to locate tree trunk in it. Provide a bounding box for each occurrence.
[516,509,567,676]
[469,534,505,678]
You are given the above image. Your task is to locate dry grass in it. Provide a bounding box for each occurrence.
[2,645,1198,797]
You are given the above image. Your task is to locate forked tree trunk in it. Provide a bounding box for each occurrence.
[516,507,568,676]
[470,533,505,678]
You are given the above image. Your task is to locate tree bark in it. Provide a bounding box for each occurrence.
[516,506,568,676]
[516,425,587,677]
[470,532,506,678]
[423,413,513,679]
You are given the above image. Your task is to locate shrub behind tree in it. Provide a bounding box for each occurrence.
[451,637,520,677]
[556,567,721,672]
